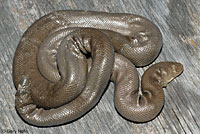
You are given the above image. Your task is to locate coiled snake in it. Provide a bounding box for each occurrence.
[13,10,183,126]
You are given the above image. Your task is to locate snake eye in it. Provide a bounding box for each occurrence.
[153,68,162,78]
[170,64,177,73]
[155,68,161,74]
[153,67,168,86]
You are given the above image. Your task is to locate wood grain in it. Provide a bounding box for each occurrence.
[0,0,199,133]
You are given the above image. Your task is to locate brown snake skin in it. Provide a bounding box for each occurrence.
[13,10,183,126]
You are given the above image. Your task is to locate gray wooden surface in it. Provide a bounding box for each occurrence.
[0,0,200,134]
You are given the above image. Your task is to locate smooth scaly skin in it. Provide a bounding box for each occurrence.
[15,27,115,126]
[13,10,183,126]
[112,59,183,122]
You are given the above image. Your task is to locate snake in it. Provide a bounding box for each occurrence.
[13,10,183,126]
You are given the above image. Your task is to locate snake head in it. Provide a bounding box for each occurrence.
[152,62,183,87]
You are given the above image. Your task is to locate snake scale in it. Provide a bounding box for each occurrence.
[13,10,183,126]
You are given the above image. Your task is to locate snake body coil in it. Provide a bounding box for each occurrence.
[13,10,183,126]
